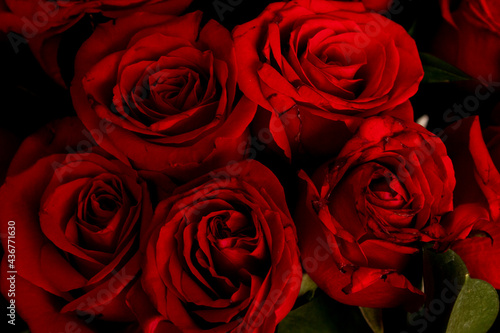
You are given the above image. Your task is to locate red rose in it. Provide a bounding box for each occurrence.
[442,116,500,288]
[0,0,193,85]
[434,0,500,81]
[295,116,455,308]
[233,0,422,159]
[127,160,302,332]
[0,118,172,333]
[71,11,256,182]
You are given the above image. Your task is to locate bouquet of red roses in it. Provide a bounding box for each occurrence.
[1,0,499,332]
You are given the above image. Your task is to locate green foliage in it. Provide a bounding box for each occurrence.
[278,292,372,333]
[446,275,499,333]
[420,53,472,83]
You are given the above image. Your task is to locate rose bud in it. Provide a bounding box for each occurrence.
[127,160,302,332]
[0,117,173,333]
[71,11,256,182]
[295,116,455,308]
[233,0,423,159]
[0,0,193,86]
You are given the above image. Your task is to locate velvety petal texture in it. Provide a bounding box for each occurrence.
[452,222,500,289]
[233,0,423,159]
[295,116,455,308]
[443,116,500,289]
[72,11,256,181]
[444,116,500,220]
[0,117,163,332]
[128,160,302,333]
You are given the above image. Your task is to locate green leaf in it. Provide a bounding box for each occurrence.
[420,249,500,333]
[278,293,372,333]
[412,249,469,332]
[360,307,384,333]
[446,274,499,333]
[298,273,318,300]
[277,295,339,333]
[420,53,472,83]
[407,20,417,38]
[423,248,468,298]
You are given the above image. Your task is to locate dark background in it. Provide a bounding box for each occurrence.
[1,0,499,332]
